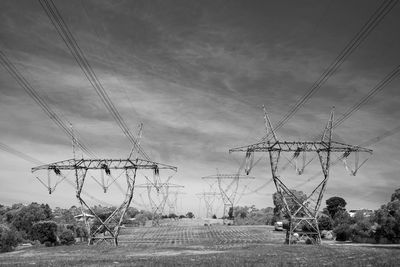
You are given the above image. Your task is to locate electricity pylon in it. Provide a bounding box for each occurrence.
[196,192,220,218]
[32,125,177,246]
[136,175,183,226]
[230,106,372,244]
[167,190,186,215]
[32,158,176,245]
[202,173,254,224]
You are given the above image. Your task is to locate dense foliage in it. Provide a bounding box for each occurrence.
[330,190,400,243]
[32,221,58,246]
[0,224,19,252]
[233,206,275,225]
[4,202,53,240]
[59,229,76,245]
[326,197,347,218]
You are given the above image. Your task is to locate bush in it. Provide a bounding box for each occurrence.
[75,225,88,242]
[7,203,53,240]
[334,223,352,241]
[0,224,19,252]
[318,215,333,231]
[32,221,58,245]
[59,229,75,245]
[350,217,373,241]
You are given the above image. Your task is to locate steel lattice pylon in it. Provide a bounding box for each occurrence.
[196,192,220,218]
[32,158,177,246]
[202,173,254,224]
[136,175,183,226]
[230,106,372,244]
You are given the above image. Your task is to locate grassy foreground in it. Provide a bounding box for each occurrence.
[0,225,399,266]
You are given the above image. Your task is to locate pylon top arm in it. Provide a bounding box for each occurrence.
[229,141,372,154]
[31,158,177,172]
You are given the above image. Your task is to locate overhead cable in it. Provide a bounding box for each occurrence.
[262,0,398,141]
[0,51,96,158]
[38,0,150,160]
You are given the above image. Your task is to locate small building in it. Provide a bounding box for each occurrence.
[348,209,374,217]
[74,213,95,222]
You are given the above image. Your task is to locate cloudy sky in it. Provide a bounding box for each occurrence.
[0,0,399,216]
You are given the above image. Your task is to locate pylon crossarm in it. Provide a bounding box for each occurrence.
[31,158,177,172]
[230,141,372,153]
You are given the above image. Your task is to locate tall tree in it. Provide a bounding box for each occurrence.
[6,202,53,239]
[391,188,400,202]
[326,196,347,218]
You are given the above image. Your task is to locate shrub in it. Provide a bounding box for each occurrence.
[32,221,58,245]
[59,229,75,245]
[318,215,333,231]
[350,217,373,241]
[7,203,53,240]
[334,223,352,241]
[0,224,19,252]
[75,226,88,242]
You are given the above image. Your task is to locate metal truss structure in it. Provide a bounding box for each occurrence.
[167,190,186,215]
[32,158,177,246]
[196,192,220,218]
[136,175,183,226]
[202,173,254,224]
[229,106,372,244]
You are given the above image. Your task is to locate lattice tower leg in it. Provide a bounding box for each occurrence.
[269,150,322,244]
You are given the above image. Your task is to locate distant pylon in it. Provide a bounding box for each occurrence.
[202,173,254,224]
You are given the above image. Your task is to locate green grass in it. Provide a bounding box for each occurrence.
[0,225,399,266]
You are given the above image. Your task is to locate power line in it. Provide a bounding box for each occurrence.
[0,142,44,165]
[0,51,96,158]
[38,0,150,160]
[262,0,398,141]
[0,143,113,206]
[296,124,400,189]
[333,64,400,128]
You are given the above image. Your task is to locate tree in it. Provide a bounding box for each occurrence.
[53,207,75,224]
[6,203,53,240]
[228,207,233,219]
[31,221,58,245]
[273,190,307,219]
[234,206,248,219]
[326,196,347,218]
[125,207,139,219]
[391,188,400,202]
[134,213,148,226]
[59,229,76,245]
[318,214,333,231]
[0,224,19,252]
[373,196,400,243]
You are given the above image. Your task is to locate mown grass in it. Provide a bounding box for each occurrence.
[1,225,399,266]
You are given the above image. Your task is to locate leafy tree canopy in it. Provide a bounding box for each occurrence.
[326,196,347,218]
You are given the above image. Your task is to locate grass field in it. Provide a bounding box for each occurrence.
[1,221,399,266]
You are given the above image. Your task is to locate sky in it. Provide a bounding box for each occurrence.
[0,0,399,217]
